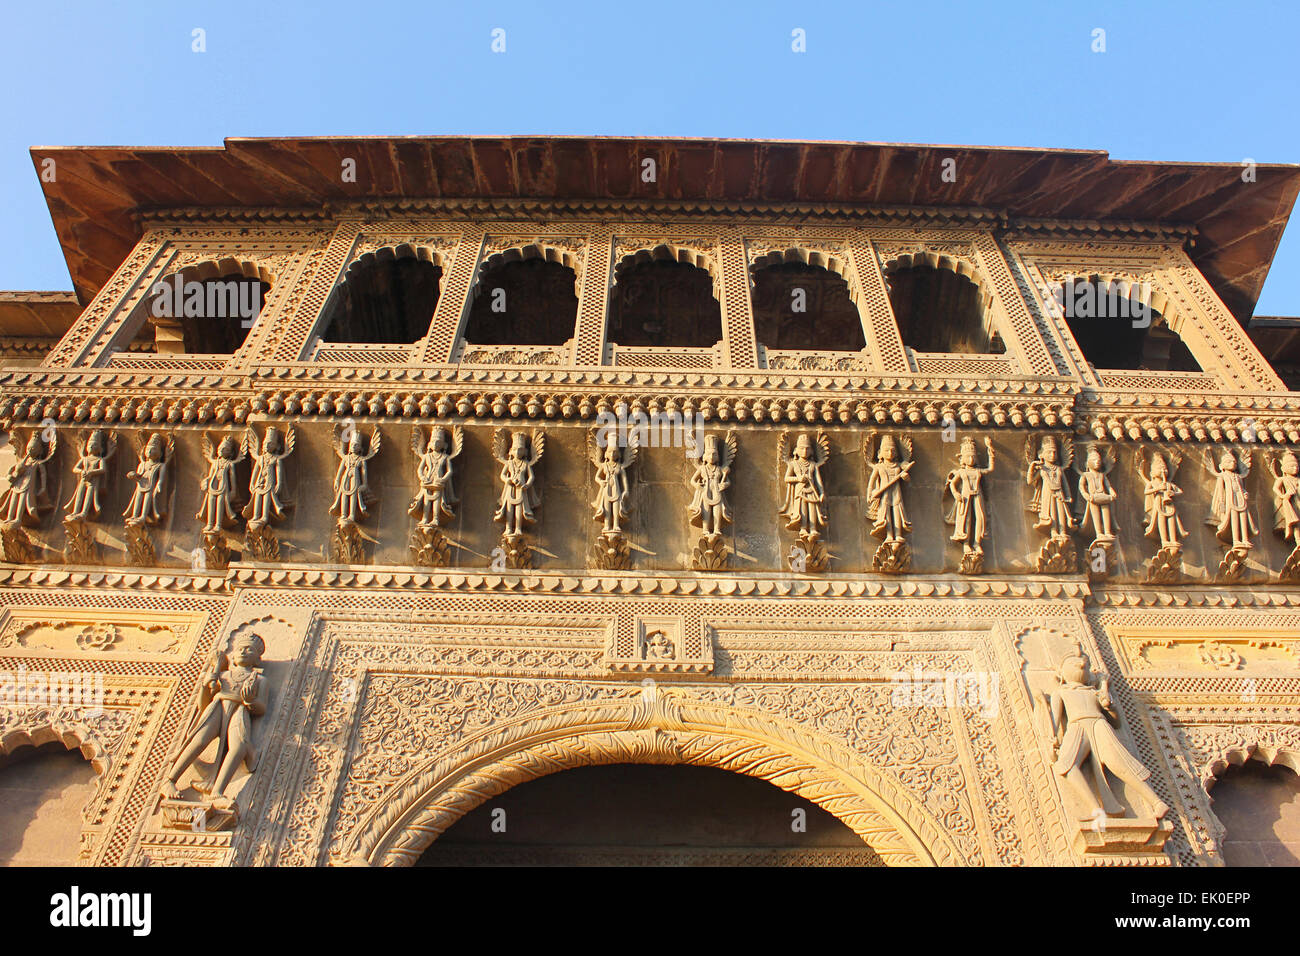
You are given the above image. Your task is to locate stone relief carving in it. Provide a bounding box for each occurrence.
[123,431,174,567]
[1205,447,1256,581]
[195,431,250,570]
[243,425,295,562]
[63,428,117,564]
[492,428,544,569]
[1025,435,1077,573]
[688,431,736,571]
[1074,443,1118,580]
[944,436,994,575]
[1136,447,1186,582]
[864,431,914,573]
[329,424,380,565]
[408,425,462,568]
[778,431,829,572]
[1266,449,1300,580]
[588,427,636,570]
[159,630,270,831]
[0,428,56,563]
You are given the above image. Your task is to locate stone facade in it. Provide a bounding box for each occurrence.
[1,137,1298,866]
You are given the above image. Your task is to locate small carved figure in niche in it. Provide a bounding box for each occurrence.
[1026,436,1075,540]
[1046,646,1168,822]
[493,429,544,537]
[244,425,295,531]
[409,425,463,529]
[643,629,674,660]
[123,432,173,527]
[864,432,914,573]
[778,432,829,538]
[159,631,269,825]
[944,436,994,574]
[0,430,56,527]
[65,429,116,523]
[1206,447,1256,581]
[330,426,381,527]
[196,433,249,535]
[1267,450,1300,579]
[590,427,636,536]
[688,432,737,571]
[1136,448,1187,582]
[1074,444,1118,544]
[688,432,736,539]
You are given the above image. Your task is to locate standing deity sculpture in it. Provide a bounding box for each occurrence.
[1267,450,1300,579]
[1136,447,1187,582]
[778,431,829,572]
[687,432,737,571]
[1073,443,1118,580]
[407,425,462,567]
[158,630,269,831]
[1044,645,1168,823]
[864,432,914,573]
[944,436,995,575]
[242,425,295,561]
[492,429,545,569]
[63,428,116,564]
[195,432,250,570]
[0,429,57,564]
[123,431,174,567]
[588,427,637,570]
[1025,435,1076,573]
[1205,447,1256,581]
[329,424,381,564]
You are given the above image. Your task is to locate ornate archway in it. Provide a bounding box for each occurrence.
[341,686,962,867]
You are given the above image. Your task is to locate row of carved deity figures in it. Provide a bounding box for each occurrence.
[2,423,1300,579]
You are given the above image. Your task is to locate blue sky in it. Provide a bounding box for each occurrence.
[2,0,1298,312]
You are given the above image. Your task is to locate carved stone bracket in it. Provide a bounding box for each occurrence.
[1145,546,1183,584]
[244,524,281,563]
[1036,536,1077,574]
[62,518,98,565]
[792,532,830,573]
[1215,546,1250,583]
[1280,544,1300,583]
[125,523,157,567]
[409,525,451,568]
[331,521,366,566]
[692,533,730,572]
[1,523,37,563]
[958,551,984,576]
[590,531,631,571]
[199,531,231,571]
[497,532,534,570]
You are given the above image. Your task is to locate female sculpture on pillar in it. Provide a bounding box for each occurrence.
[944,436,994,575]
[688,431,737,571]
[329,424,381,564]
[492,429,545,569]
[1205,447,1256,581]
[1026,435,1076,573]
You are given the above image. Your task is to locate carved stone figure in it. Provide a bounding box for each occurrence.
[864,432,914,573]
[1045,646,1168,822]
[778,431,829,572]
[1074,444,1117,544]
[65,429,116,523]
[944,436,994,574]
[492,429,544,569]
[588,428,637,570]
[407,426,463,568]
[1136,447,1187,582]
[63,429,116,565]
[1267,450,1300,579]
[159,630,269,830]
[243,425,295,561]
[329,425,381,564]
[1025,436,1076,573]
[123,432,174,567]
[688,431,736,570]
[1206,447,1256,581]
[0,430,56,528]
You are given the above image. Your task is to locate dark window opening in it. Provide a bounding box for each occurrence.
[321,256,442,345]
[751,262,865,352]
[886,265,1002,354]
[1210,760,1300,866]
[1061,280,1200,372]
[148,274,269,355]
[463,258,578,346]
[608,259,722,349]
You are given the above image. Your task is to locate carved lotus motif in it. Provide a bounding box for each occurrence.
[76,624,120,651]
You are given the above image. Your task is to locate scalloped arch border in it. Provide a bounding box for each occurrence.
[344,692,962,867]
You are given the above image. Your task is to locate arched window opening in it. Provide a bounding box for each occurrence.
[320,254,442,345]
[885,262,1003,355]
[608,259,722,349]
[1209,759,1300,866]
[463,257,578,346]
[1058,278,1200,372]
[146,272,270,355]
[415,764,876,866]
[751,261,865,352]
[0,741,97,866]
